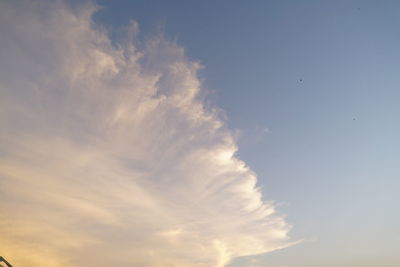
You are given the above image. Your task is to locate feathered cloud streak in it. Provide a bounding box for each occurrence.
[0,1,292,266]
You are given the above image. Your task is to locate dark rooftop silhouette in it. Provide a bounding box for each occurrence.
[0,256,13,267]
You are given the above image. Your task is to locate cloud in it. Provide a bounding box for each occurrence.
[0,1,292,266]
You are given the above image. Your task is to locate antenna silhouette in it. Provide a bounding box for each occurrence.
[0,256,13,267]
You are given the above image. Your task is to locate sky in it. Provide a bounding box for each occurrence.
[1,1,399,267]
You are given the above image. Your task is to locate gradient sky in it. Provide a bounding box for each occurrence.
[95,1,400,266]
[1,1,399,267]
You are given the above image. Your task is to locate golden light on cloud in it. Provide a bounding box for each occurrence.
[0,1,292,266]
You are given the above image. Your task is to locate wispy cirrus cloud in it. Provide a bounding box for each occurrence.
[0,1,292,266]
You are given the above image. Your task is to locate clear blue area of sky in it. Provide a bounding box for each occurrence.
[94,1,400,266]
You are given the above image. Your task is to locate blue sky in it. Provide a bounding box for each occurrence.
[94,1,400,266]
[1,1,399,266]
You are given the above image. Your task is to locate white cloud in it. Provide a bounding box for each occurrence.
[0,1,292,266]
